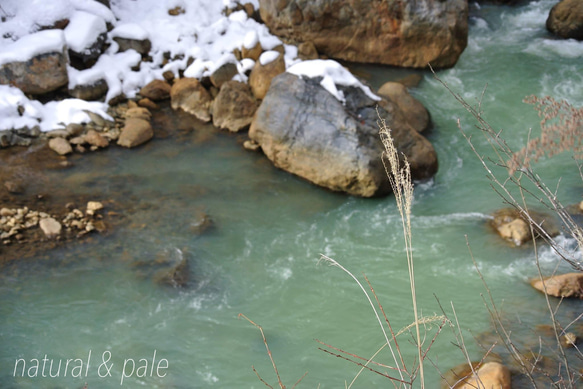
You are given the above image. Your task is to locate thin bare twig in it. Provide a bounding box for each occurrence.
[239,313,286,389]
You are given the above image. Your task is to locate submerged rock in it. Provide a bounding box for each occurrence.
[153,257,190,287]
[258,0,468,68]
[133,248,192,288]
[530,273,583,299]
[249,72,438,197]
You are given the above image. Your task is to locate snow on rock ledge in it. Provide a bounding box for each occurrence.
[0,84,112,133]
[0,30,69,95]
[287,60,380,104]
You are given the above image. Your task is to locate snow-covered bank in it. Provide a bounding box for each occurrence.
[0,0,380,136]
[0,0,380,135]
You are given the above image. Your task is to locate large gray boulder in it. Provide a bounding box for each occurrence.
[0,30,69,95]
[249,72,438,197]
[546,0,583,40]
[258,0,468,68]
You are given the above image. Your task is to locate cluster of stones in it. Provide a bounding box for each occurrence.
[0,201,105,244]
[46,102,154,156]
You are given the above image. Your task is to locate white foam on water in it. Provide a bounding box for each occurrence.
[411,212,492,228]
[267,266,293,281]
[198,366,219,383]
[525,38,583,60]
[501,0,550,35]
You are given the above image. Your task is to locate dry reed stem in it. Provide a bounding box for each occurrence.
[378,110,424,388]
[318,254,406,384]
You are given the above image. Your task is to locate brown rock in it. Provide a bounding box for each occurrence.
[66,123,85,137]
[49,137,73,155]
[170,78,213,122]
[168,6,185,16]
[125,107,151,121]
[490,208,560,246]
[117,118,153,148]
[561,332,578,348]
[0,31,69,95]
[162,70,175,83]
[298,41,319,60]
[546,0,583,40]
[140,79,171,101]
[153,256,190,287]
[442,361,511,389]
[210,62,238,88]
[243,139,261,151]
[138,98,158,110]
[68,79,108,101]
[242,41,263,61]
[460,362,511,389]
[530,273,583,299]
[4,180,25,194]
[498,218,531,246]
[39,217,62,239]
[377,81,430,133]
[84,130,109,148]
[212,81,258,132]
[258,0,468,69]
[86,201,104,216]
[248,52,286,100]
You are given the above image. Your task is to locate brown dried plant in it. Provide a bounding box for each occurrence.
[430,66,583,387]
[510,95,583,175]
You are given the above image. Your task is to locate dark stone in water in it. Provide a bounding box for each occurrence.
[4,180,25,194]
[134,248,192,288]
[153,256,190,288]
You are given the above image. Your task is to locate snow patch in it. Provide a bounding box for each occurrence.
[0,30,66,66]
[287,60,380,103]
[0,85,112,132]
[64,11,107,53]
[259,50,280,66]
[110,23,150,41]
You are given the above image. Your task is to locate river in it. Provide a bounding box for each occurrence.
[1,1,583,387]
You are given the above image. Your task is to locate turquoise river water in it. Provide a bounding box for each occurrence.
[1,1,583,388]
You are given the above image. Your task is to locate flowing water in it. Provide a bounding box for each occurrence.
[1,1,583,387]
